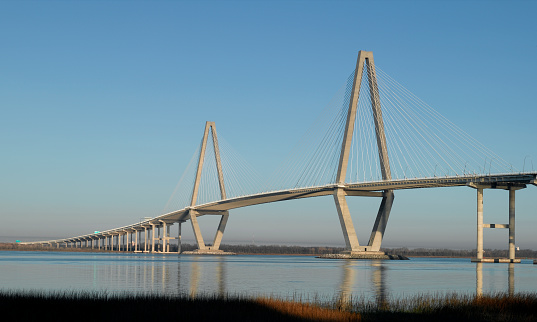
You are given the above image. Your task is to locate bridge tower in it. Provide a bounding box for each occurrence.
[187,121,230,253]
[334,50,395,254]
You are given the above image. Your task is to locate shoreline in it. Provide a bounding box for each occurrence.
[2,244,536,260]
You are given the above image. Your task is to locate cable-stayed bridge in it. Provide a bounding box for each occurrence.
[24,51,536,262]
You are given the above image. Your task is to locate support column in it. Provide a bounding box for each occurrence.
[150,224,156,253]
[333,188,360,252]
[509,187,516,261]
[166,224,171,252]
[190,211,207,250]
[187,122,228,253]
[477,188,484,260]
[135,230,139,252]
[144,227,148,252]
[162,222,168,253]
[178,222,182,253]
[368,191,395,251]
[332,51,393,254]
[212,212,229,250]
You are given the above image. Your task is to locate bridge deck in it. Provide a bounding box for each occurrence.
[24,173,537,245]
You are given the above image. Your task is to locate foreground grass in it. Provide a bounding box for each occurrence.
[1,291,536,321]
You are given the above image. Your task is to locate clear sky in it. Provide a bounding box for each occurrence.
[1,0,536,249]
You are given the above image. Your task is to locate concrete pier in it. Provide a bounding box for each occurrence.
[471,185,523,263]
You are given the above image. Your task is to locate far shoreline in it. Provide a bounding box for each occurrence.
[2,243,536,259]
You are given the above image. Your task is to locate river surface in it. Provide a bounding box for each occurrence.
[1,251,536,301]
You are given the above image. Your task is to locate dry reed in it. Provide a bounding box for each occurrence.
[0,290,536,321]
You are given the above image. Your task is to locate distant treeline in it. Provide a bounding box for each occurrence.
[219,244,345,255]
[224,245,537,258]
[3,242,537,258]
[382,247,537,259]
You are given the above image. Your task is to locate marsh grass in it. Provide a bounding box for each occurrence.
[1,290,536,321]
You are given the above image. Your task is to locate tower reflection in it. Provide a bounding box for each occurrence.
[337,260,355,308]
[371,260,387,308]
[188,256,227,298]
[476,262,515,296]
[338,259,388,307]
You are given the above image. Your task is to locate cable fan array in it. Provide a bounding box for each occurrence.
[266,64,514,190]
[346,65,514,183]
[162,63,515,214]
[162,127,263,214]
[264,71,356,191]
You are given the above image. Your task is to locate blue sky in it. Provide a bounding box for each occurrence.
[1,0,536,249]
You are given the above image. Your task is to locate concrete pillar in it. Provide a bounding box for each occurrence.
[135,230,139,251]
[144,227,148,252]
[212,213,229,250]
[477,188,484,260]
[368,191,394,251]
[333,188,360,252]
[166,224,171,252]
[509,188,516,261]
[178,222,182,253]
[151,224,156,253]
[190,211,207,250]
[162,222,167,253]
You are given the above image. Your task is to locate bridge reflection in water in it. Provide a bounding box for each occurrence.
[476,262,515,297]
[84,256,524,301]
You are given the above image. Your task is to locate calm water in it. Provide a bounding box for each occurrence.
[1,251,536,300]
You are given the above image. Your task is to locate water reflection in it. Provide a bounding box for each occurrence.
[187,257,226,297]
[508,263,515,296]
[217,256,226,298]
[476,262,515,296]
[337,260,354,307]
[190,260,199,297]
[4,252,534,299]
[338,259,388,307]
[371,260,387,307]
